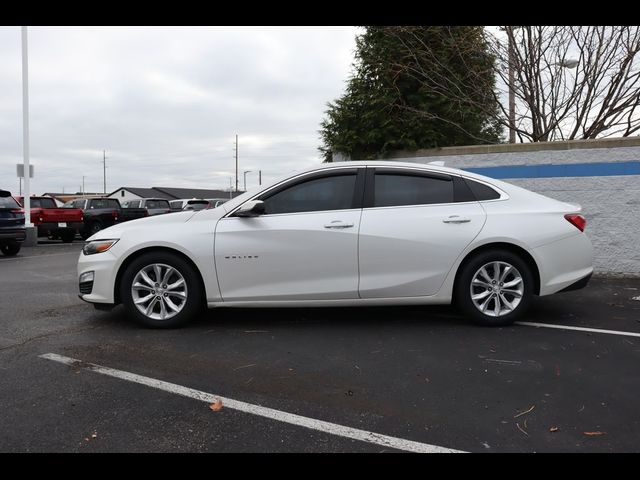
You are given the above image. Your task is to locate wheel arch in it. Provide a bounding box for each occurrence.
[114,246,207,306]
[453,242,541,296]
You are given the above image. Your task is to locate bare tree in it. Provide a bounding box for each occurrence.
[388,26,640,142]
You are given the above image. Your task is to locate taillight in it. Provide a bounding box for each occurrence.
[112,210,119,221]
[565,214,586,232]
[145,210,149,217]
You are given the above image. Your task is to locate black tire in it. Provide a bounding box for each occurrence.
[81,222,102,240]
[1,242,21,256]
[61,231,76,243]
[119,251,203,328]
[89,221,103,236]
[454,249,534,326]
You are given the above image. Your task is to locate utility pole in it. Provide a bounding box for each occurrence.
[234,134,239,192]
[258,170,262,185]
[103,150,107,194]
[82,176,85,195]
[243,170,252,191]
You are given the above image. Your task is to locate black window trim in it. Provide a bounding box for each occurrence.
[226,167,366,218]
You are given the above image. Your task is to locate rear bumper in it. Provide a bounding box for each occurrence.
[558,272,592,293]
[532,232,594,296]
[0,228,26,242]
[37,223,76,236]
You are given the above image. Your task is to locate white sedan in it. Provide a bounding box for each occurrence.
[77,161,593,328]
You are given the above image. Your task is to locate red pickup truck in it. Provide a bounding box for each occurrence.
[17,196,84,243]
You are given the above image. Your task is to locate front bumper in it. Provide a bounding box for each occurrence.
[77,249,119,304]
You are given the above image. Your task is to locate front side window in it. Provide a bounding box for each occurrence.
[373,173,453,207]
[261,174,357,215]
[124,200,140,208]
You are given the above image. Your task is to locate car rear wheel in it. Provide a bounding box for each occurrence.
[455,250,533,326]
[61,231,76,243]
[119,252,203,328]
[0,242,21,256]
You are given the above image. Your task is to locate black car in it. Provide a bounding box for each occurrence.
[0,190,26,256]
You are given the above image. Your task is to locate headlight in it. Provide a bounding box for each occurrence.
[82,239,119,255]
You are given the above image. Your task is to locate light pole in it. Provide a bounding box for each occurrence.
[21,26,36,246]
[243,170,252,192]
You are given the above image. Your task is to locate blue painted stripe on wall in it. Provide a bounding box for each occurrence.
[464,160,640,179]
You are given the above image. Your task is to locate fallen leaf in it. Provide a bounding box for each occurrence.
[584,431,606,436]
[209,399,223,412]
[550,426,559,432]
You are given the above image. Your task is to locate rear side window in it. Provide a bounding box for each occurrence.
[146,200,169,209]
[373,173,453,207]
[170,201,182,210]
[0,196,20,208]
[107,199,121,209]
[464,178,501,201]
[124,200,140,208]
[261,174,357,215]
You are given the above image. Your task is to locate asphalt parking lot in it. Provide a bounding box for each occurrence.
[1,242,639,452]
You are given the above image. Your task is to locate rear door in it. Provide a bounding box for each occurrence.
[358,167,486,298]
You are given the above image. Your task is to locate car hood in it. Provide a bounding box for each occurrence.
[87,210,199,241]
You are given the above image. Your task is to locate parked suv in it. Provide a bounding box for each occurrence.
[122,198,171,216]
[0,190,26,256]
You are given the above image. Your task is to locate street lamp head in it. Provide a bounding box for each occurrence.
[560,59,579,69]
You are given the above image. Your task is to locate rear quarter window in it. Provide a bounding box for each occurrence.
[464,178,501,201]
[0,196,20,208]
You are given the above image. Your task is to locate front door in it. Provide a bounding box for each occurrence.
[215,168,364,301]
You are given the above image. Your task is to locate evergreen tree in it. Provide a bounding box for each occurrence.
[319,26,502,161]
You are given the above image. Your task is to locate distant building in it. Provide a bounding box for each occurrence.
[108,186,245,203]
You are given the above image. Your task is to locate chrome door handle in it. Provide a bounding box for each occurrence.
[443,216,471,224]
[324,221,354,229]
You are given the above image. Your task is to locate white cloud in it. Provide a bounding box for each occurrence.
[0,26,359,194]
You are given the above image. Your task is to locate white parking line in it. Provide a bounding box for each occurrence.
[39,353,464,453]
[516,321,640,338]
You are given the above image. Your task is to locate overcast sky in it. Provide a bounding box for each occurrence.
[0,26,359,195]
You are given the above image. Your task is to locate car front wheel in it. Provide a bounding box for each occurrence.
[455,250,534,326]
[119,252,203,328]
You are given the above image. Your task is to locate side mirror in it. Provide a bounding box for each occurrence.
[0,190,11,198]
[235,200,265,217]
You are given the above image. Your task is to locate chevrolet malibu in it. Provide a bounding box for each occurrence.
[77,161,593,328]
